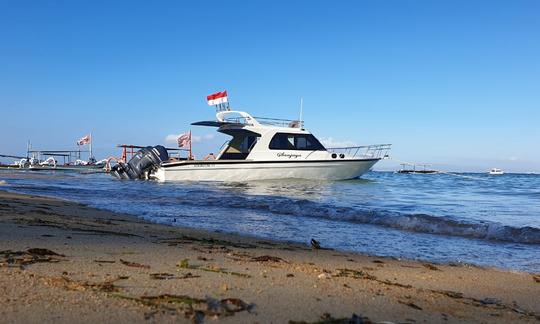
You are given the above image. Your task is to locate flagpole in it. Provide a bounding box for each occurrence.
[90,132,93,161]
[299,97,303,128]
[189,130,193,160]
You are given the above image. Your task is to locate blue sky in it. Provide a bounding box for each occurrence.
[1,1,539,172]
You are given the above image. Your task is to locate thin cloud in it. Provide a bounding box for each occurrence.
[165,133,215,143]
[193,134,216,143]
[319,137,357,148]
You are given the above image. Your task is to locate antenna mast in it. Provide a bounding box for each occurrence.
[299,97,304,128]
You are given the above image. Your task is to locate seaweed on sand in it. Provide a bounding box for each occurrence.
[250,255,287,263]
[120,259,151,269]
[149,272,200,280]
[111,293,255,322]
[333,268,377,280]
[289,313,371,324]
[43,275,128,293]
[177,258,251,278]
[0,248,65,267]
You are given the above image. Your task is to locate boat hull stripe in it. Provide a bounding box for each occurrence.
[161,158,380,168]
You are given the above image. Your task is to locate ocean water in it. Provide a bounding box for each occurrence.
[1,169,539,272]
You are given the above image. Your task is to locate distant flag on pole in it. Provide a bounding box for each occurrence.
[206,91,228,106]
[77,134,91,146]
[176,132,191,148]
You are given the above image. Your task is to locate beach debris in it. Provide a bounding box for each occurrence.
[439,290,463,299]
[43,275,127,293]
[310,239,321,249]
[94,259,116,264]
[532,274,540,283]
[0,248,65,267]
[480,297,502,305]
[250,255,286,263]
[112,293,254,322]
[94,219,115,225]
[334,268,377,280]
[286,273,295,277]
[219,298,253,313]
[398,300,423,310]
[120,259,151,269]
[149,272,200,280]
[289,313,371,324]
[26,248,64,256]
[178,258,190,268]
[144,310,159,321]
[177,258,251,278]
[422,263,440,271]
[318,273,331,279]
[150,272,176,280]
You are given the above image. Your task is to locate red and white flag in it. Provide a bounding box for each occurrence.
[77,134,91,146]
[207,91,228,106]
[177,132,191,148]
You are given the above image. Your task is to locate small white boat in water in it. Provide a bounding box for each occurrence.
[488,168,504,175]
[112,109,391,181]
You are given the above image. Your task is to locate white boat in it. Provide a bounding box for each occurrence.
[488,168,504,175]
[113,110,391,182]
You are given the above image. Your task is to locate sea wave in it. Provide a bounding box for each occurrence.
[6,179,540,245]
[174,194,540,245]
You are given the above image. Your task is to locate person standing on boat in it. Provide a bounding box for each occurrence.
[204,153,216,160]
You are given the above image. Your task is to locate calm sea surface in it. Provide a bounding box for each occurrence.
[1,170,539,272]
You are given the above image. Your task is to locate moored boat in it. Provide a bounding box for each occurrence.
[112,95,391,181]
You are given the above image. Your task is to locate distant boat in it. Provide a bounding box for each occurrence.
[488,168,504,175]
[8,137,108,173]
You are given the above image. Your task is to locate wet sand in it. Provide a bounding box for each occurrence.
[0,190,539,323]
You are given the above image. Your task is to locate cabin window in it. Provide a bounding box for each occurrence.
[219,132,261,160]
[269,133,325,151]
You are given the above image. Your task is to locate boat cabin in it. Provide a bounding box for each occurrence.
[192,110,328,161]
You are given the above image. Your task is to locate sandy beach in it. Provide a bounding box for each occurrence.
[0,190,539,323]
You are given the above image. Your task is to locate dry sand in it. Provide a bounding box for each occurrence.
[0,190,539,323]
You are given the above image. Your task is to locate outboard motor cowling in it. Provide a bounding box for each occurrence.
[111,145,169,180]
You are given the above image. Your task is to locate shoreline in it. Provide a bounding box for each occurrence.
[1,189,539,323]
[2,185,537,273]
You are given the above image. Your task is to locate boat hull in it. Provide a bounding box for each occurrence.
[152,159,380,182]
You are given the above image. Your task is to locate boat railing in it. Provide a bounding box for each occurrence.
[223,116,303,128]
[216,140,231,159]
[254,117,304,128]
[326,144,392,159]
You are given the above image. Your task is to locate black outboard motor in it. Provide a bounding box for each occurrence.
[111,145,169,180]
